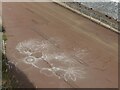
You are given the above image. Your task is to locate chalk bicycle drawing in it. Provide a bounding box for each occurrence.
[13,39,87,81]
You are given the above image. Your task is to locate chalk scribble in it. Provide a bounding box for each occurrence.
[16,39,42,56]
[14,38,87,81]
[40,67,85,81]
[74,48,88,59]
[62,67,85,81]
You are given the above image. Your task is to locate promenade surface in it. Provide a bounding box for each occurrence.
[3,2,118,88]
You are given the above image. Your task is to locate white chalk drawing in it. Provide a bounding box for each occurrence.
[23,56,41,68]
[74,48,88,59]
[42,52,75,65]
[40,67,85,81]
[16,39,42,56]
[14,38,87,81]
[61,67,85,81]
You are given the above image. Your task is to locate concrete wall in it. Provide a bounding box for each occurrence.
[53,1,119,33]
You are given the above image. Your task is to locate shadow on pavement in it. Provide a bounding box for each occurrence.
[2,53,35,89]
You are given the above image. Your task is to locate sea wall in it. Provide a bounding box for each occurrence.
[53,1,119,33]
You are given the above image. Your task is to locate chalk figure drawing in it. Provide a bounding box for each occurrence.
[15,39,87,81]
